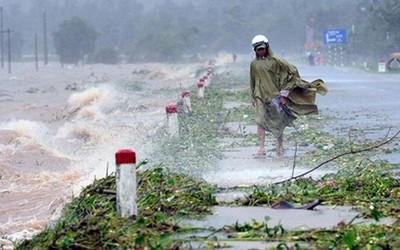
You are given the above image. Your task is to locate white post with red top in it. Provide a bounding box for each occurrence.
[207,72,212,85]
[197,80,205,98]
[203,75,209,87]
[115,149,137,218]
[181,91,191,113]
[378,60,386,72]
[207,64,213,79]
[166,104,179,137]
[207,63,213,74]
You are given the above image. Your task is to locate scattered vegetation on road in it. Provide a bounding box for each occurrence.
[16,70,400,249]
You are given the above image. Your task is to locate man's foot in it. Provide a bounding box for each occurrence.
[276,136,284,157]
[276,147,284,157]
[253,149,266,158]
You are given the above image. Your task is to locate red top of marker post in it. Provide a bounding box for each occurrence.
[197,82,204,88]
[181,91,190,97]
[166,104,178,113]
[115,149,136,165]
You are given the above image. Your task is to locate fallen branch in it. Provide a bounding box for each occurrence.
[273,129,400,185]
[101,189,116,195]
[291,142,298,178]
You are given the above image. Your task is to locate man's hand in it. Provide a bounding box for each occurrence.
[251,97,256,107]
[279,96,288,106]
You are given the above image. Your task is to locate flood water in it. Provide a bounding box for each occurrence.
[0,61,208,246]
[1,56,399,248]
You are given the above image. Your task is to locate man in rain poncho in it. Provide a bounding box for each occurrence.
[250,34,327,157]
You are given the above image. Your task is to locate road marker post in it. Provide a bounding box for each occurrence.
[197,81,204,98]
[115,149,137,218]
[378,60,386,72]
[181,91,191,114]
[166,104,179,137]
[203,75,209,86]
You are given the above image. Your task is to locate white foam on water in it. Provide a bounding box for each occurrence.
[1,120,49,142]
[54,84,159,194]
[68,85,116,114]
[0,120,75,162]
[68,87,104,107]
[0,62,206,248]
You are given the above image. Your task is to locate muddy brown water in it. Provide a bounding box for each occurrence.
[0,61,207,248]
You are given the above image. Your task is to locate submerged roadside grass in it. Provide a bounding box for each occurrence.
[16,71,400,249]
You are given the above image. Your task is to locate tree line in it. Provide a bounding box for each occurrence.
[0,0,399,64]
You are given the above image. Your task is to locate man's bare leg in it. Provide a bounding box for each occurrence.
[257,125,266,155]
[276,135,283,157]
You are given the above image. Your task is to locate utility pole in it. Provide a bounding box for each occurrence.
[1,7,4,69]
[7,29,11,73]
[43,10,48,65]
[35,33,38,71]
[1,28,12,74]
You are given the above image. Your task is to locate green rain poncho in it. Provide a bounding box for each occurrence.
[250,49,327,138]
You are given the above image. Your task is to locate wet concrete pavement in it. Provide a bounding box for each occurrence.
[180,205,396,250]
[202,137,337,189]
[182,205,396,230]
[182,62,399,248]
[204,63,400,190]
[202,63,400,191]
[299,65,400,140]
